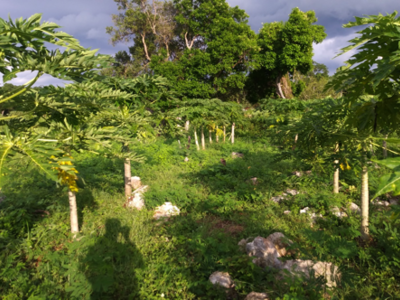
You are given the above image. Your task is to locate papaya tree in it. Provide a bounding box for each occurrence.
[0,14,130,234]
[326,11,400,240]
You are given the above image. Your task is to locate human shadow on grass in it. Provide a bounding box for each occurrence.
[80,218,144,299]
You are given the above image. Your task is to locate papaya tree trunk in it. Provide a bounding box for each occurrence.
[231,123,235,144]
[361,165,369,241]
[124,158,132,200]
[201,127,205,150]
[194,128,200,151]
[209,130,213,144]
[333,143,339,194]
[68,189,79,234]
[216,126,219,143]
[223,126,226,142]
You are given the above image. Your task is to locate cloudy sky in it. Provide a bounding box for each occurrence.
[1,0,399,86]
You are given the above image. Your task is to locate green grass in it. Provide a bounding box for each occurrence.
[1,137,399,299]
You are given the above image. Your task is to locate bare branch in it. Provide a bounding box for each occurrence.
[185,32,195,50]
[141,33,151,61]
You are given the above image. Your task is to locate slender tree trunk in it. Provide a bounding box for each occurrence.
[209,130,213,144]
[292,134,298,150]
[201,127,205,150]
[194,128,200,151]
[216,126,219,143]
[333,143,339,194]
[223,126,226,142]
[68,189,79,234]
[361,165,369,241]
[124,158,132,200]
[275,76,286,99]
[231,123,235,144]
[370,143,374,156]
[383,136,388,158]
[178,140,181,149]
[185,120,190,131]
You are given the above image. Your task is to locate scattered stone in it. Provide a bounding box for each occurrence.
[232,152,244,158]
[390,199,399,206]
[292,171,302,177]
[250,177,258,185]
[127,185,148,210]
[305,170,312,175]
[271,195,286,203]
[153,202,180,220]
[372,199,390,207]
[300,207,310,214]
[184,157,189,162]
[286,189,299,196]
[131,176,141,190]
[299,208,323,225]
[281,260,340,288]
[284,210,291,215]
[330,206,348,218]
[209,271,235,289]
[238,237,253,252]
[244,292,269,300]
[245,232,293,269]
[348,202,361,214]
[246,236,283,269]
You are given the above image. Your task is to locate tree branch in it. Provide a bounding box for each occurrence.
[141,33,151,61]
[185,32,196,50]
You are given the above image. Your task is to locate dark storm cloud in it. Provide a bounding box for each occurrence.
[1,0,399,85]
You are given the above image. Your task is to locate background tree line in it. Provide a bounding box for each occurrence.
[104,0,336,102]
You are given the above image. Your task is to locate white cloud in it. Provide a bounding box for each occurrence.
[313,32,358,74]
[1,71,71,87]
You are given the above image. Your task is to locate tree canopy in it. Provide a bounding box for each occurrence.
[245,8,327,101]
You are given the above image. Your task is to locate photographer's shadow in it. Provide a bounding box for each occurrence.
[80,218,144,299]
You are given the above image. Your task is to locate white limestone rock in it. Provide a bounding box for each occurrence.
[131,176,141,190]
[127,185,148,210]
[153,202,180,220]
[286,189,299,196]
[232,152,244,158]
[281,260,340,288]
[245,292,269,300]
[245,232,293,269]
[209,271,235,289]
[348,202,361,214]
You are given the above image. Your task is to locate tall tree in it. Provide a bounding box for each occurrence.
[107,0,258,100]
[246,8,326,101]
[106,0,178,76]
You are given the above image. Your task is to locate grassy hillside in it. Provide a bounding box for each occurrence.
[1,138,399,299]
